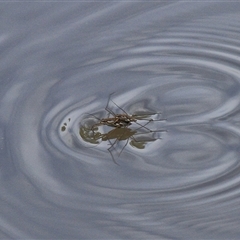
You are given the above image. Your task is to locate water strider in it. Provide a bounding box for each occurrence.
[80,93,166,164]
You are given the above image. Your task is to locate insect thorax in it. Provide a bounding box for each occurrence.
[99,114,136,128]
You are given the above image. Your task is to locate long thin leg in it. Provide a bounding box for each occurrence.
[105,92,116,117]
[131,134,162,143]
[133,112,166,121]
[107,139,120,165]
[134,121,167,134]
[134,120,154,132]
[118,138,129,157]
[110,98,128,115]
[107,127,131,164]
[84,113,101,121]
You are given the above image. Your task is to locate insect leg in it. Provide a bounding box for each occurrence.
[107,138,120,165]
[118,137,129,157]
[110,98,129,115]
[133,112,166,121]
[105,92,116,118]
[134,116,167,133]
[134,120,156,132]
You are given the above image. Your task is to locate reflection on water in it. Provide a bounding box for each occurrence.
[1,2,240,239]
[79,114,165,164]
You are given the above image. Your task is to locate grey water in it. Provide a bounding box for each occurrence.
[1,2,240,239]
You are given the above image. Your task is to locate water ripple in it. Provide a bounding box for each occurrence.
[1,2,240,239]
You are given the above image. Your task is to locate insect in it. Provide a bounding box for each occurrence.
[90,93,160,131]
[80,93,166,164]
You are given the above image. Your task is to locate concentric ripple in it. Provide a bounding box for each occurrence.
[1,2,240,239]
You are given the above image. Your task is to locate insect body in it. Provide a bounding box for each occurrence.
[92,114,136,129]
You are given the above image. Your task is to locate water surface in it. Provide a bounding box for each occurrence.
[1,2,240,239]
